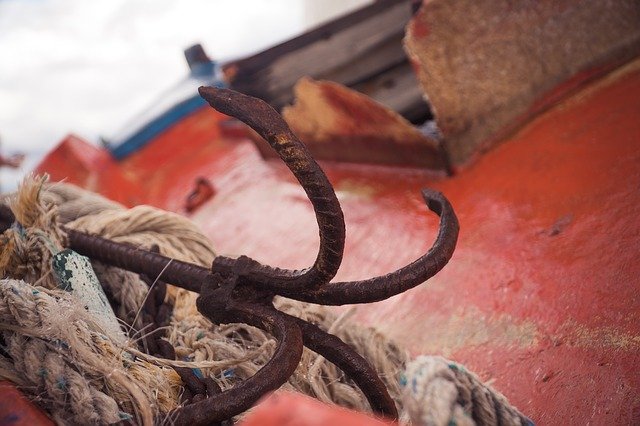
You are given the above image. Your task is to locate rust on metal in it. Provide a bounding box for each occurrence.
[0,87,459,425]
[198,86,347,292]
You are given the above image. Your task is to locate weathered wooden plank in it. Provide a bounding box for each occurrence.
[350,62,431,123]
[227,0,427,120]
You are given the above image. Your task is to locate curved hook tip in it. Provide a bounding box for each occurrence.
[198,85,289,136]
[420,188,446,216]
[198,86,243,113]
[198,85,233,104]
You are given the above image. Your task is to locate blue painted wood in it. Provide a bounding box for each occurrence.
[110,61,225,160]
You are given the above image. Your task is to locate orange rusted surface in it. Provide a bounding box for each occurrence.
[35,59,640,424]
[0,381,54,425]
[239,391,395,426]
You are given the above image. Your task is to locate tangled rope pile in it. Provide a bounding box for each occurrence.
[0,177,529,425]
[0,279,179,425]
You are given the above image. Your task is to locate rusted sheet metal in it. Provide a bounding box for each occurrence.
[405,0,640,167]
[279,78,445,170]
[33,60,640,424]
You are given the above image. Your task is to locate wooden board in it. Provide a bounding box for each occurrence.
[226,0,430,123]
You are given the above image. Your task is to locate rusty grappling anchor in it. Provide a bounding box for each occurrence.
[0,87,459,425]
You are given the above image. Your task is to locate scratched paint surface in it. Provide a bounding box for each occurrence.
[35,60,640,424]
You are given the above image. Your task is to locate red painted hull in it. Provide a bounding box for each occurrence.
[34,60,640,424]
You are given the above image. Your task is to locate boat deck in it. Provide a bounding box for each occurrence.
[36,59,640,424]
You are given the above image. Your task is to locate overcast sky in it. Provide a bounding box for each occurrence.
[0,0,369,189]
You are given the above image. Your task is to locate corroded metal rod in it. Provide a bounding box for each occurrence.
[199,86,346,291]
[281,189,459,305]
[2,203,209,292]
[287,313,398,418]
[172,301,303,425]
[2,188,458,307]
[69,229,208,293]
